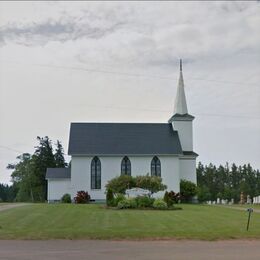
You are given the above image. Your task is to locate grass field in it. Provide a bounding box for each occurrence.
[0,203,260,240]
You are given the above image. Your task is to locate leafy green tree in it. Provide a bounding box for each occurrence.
[197,185,211,202]
[180,179,197,202]
[106,175,135,194]
[106,175,167,195]
[7,136,67,202]
[135,175,167,195]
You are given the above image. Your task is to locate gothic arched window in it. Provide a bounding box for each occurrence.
[91,156,101,189]
[121,156,131,176]
[151,156,161,177]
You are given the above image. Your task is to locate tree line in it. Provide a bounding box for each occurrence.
[197,162,260,202]
[1,136,68,202]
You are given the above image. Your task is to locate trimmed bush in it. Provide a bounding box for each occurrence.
[163,191,170,206]
[135,175,167,195]
[106,175,167,195]
[180,180,197,202]
[114,193,125,206]
[106,188,114,206]
[128,198,138,208]
[164,191,181,206]
[106,175,136,194]
[61,193,71,203]
[136,196,154,208]
[168,191,181,203]
[74,191,91,204]
[117,199,131,209]
[153,198,167,209]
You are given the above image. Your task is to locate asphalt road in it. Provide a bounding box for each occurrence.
[0,240,260,260]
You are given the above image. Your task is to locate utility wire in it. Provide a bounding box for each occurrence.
[1,59,259,87]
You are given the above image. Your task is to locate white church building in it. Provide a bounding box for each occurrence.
[46,60,198,202]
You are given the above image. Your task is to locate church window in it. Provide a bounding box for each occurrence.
[151,156,161,177]
[91,156,101,189]
[121,156,131,176]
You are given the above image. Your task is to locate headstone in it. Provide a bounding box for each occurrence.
[125,187,150,198]
[221,199,227,205]
[231,198,234,204]
[217,198,220,204]
[247,195,251,204]
[240,192,245,204]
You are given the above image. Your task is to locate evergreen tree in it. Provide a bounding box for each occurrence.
[7,136,68,202]
[54,140,68,167]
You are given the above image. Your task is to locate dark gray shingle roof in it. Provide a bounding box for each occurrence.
[46,168,71,179]
[183,151,199,157]
[68,123,183,155]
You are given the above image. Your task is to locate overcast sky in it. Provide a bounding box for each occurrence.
[0,1,259,184]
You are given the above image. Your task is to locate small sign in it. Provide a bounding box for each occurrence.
[125,188,150,198]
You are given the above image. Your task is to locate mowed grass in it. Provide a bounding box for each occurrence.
[0,204,260,240]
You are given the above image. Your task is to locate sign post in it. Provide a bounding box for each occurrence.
[246,208,253,231]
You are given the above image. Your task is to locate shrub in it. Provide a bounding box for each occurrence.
[128,198,138,208]
[168,191,181,203]
[153,198,167,209]
[163,191,171,207]
[74,191,91,204]
[135,175,167,195]
[61,193,71,203]
[180,180,197,202]
[114,193,125,206]
[197,186,211,202]
[136,196,154,208]
[117,199,131,209]
[106,188,114,206]
[106,175,136,194]
[106,175,167,195]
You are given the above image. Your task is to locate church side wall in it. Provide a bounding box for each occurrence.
[179,158,197,184]
[47,178,71,202]
[71,156,180,200]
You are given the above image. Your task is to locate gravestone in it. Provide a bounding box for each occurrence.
[247,195,251,204]
[217,198,220,204]
[240,192,245,204]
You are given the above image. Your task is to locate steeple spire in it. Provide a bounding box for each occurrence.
[173,59,188,115]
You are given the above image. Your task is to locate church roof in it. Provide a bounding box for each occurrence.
[173,59,188,115]
[168,113,195,122]
[68,123,183,156]
[46,168,71,179]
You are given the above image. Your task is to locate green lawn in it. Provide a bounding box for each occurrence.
[0,203,259,240]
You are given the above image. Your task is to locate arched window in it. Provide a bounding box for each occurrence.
[121,156,131,176]
[151,156,161,177]
[91,156,101,189]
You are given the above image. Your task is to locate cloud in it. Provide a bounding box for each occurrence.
[0,17,125,45]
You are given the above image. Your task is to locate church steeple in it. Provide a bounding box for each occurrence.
[173,59,188,115]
